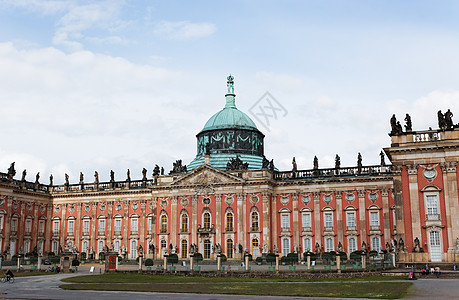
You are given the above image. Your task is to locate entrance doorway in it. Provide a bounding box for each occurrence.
[429,231,442,262]
[204,239,211,259]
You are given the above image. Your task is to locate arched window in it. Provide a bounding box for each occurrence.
[226,212,233,232]
[371,237,381,253]
[203,212,211,229]
[181,213,188,232]
[204,239,211,259]
[251,212,259,231]
[303,237,311,252]
[98,240,104,254]
[82,241,88,254]
[348,237,357,253]
[131,240,137,259]
[325,238,333,252]
[282,238,290,256]
[181,239,188,259]
[226,239,233,258]
[252,238,259,257]
[160,214,168,233]
[160,240,167,252]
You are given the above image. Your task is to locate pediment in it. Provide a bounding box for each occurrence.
[171,165,244,187]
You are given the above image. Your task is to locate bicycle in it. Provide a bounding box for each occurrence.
[1,276,14,283]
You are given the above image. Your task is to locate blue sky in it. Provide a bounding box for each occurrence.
[1,0,459,183]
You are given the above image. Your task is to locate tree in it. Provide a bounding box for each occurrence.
[266,253,276,266]
[167,254,179,266]
[193,253,203,265]
[145,258,154,267]
[71,259,80,267]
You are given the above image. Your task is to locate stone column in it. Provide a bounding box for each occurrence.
[217,254,221,271]
[18,201,25,252]
[262,192,271,249]
[190,256,194,271]
[361,255,366,269]
[170,197,177,249]
[138,253,143,273]
[31,203,39,251]
[392,165,406,247]
[241,194,247,250]
[163,255,167,270]
[271,194,278,252]
[44,204,53,254]
[336,255,341,273]
[307,255,311,270]
[91,202,97,258]
[75,204,82,251]
[237,193,244,252]
[123,201,129,258]
[215,194,222,246]
[357,190,367,246]
[292,193,300,252]
[106,202,113,247]
[381,188,391,248]
[442,162,458,256]
[191,196,198,246]
[313,192,321,247]
[407,164,421,245]
[140,200,146,251]
[245,255,249,271]
[335,191,344,247]
[60,204,67,248]
[275,254,279,271]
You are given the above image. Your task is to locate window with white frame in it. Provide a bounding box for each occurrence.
[53,220,59,234]
[0,215,3,231]
[52,241,58,254]
[24,240,30,253]
[370,212,379,227]
[324,212,333,230]
[371,237,381,253]
[303,237,312,252]
[114,219,122,233]
[392,209,397,229]
[131,218,138,234]
[349,237,357,253]
[98,240,104,254]
[83,220,90,234]
[148,216,153,233]
[346,212,356,227]
[25,219,32,234]
[82,241,88,253]
[114,240,120,253]
[131,240,137,259]
[325,237,334,252]
[38,220,44,234]
[68,220,74,234]
[281,214,290,231]
[11,219,17,232]
[282,238,290,256]
[426,194,439,220]
[98,219,105,235]
[302,213,311,230]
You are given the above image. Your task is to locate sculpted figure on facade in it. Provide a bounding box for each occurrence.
[126,169,131,181]
[170,160,187,174]
[357,152,362,174]
[35,172,40,184]
[390,114,403,135]
[438,110,446,130]
[153,165,160,176]
[94,171,99,184]
[262,156,269,169]
[292,157,297,173]
[404,113,412,132]
[7,162,16,180]
[380,150,386,166]
[398,238,405,252]
[335,154,340,169]
[142,168,147,181]
[445,109,454,129]
[64,173,69,186]
[110,170,115,182]
[21,169,26,181]
[49,174,53,186]
[226,155,249,171]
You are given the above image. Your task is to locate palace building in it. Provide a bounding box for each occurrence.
[1,76,459,263]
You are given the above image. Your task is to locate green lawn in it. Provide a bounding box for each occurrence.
[61,274,412,299]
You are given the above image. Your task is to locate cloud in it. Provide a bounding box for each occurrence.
[154,21,217,40]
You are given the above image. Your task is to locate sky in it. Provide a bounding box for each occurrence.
[2,0,459,184]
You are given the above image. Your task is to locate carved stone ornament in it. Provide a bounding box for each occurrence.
[250,195,259,205]
[324,194,332,205]
[27,204,32,212]
[100,204,106,212]
[345,193,355,203]
[423,168,437,182]
[54,205,60,213]
[115,203,122,212]
[12,202,18,210]
[0,198,4,206]
[84,205,90,212]
[369,193,378,203]
[160,198,168,208]
[202,197,211,206]
[181,197,189,207]
[302,195,311,205]
[281,196,289,205]
[148,201,153,210]
[225,195,234,206]
[132,202,138,211]
[40,205,46,213]
[69,205,75,213]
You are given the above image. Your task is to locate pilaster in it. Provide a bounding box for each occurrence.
[407,164,421,247]
[358,189,366,246]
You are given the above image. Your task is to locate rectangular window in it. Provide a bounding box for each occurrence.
[372,237,381,253]
[346,212,356,227]
[11,219,17,232]
[370,212,379,226]
[115,219,121,233]
[426,195,439,219]
[282,238,290,256]
[131,218,138,233]
[325,213,333,229]
[52,241,58,254]
[68,220,74,234]
[83,220,90,234]
[148,217,152,233]
[114,240,120,253]
[98,219,105,235]
[281,214,290,230]
[25,219,32,233]
[53,221,59,234]
[39,220,44,234]
[302,213,311,230]
[0,215,3,231]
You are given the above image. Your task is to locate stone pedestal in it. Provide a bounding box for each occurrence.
[361,255,366,269]
[275,255,279,271]
[37,254,42,271]
[217,255,221,271]
[60,252,73,273]
[245,255,249,271]
[105,252,118,272]
[163,255,167,271]
[138,253,143,273]
[190,257,194,271]
[307,255,311,270]
[336,255,341,273]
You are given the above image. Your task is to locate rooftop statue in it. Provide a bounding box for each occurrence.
[153,165,160,176]
[390,114,403,135]
[292,157,297,173]
[110,170,115,182]
[94,171,99,184]
[49,174,53,186]
[269,159,274,171]
[79,172,84,184]
[357,152,362,174]
[335,154,341,169]
[262,157,269,169]
[35,172,40,184]
[313,156,319,170]
[445,109,454,129]
[161,167,164,175]
[7,162,16,178]
[438,110,447,130]
[227,74,234,94]
[142,168,147,181]
[65,173,69,186]
[170,160,187,174]
[126,169,131,181]
[380,150,386,166]
[21,169,26,181]
[404,113,412,132]
[226,155,249,171]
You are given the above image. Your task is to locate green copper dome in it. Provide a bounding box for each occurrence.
[200,94,258,133]
[188,75,265,171]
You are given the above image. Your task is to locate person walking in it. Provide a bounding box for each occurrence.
[435,266,440,278]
